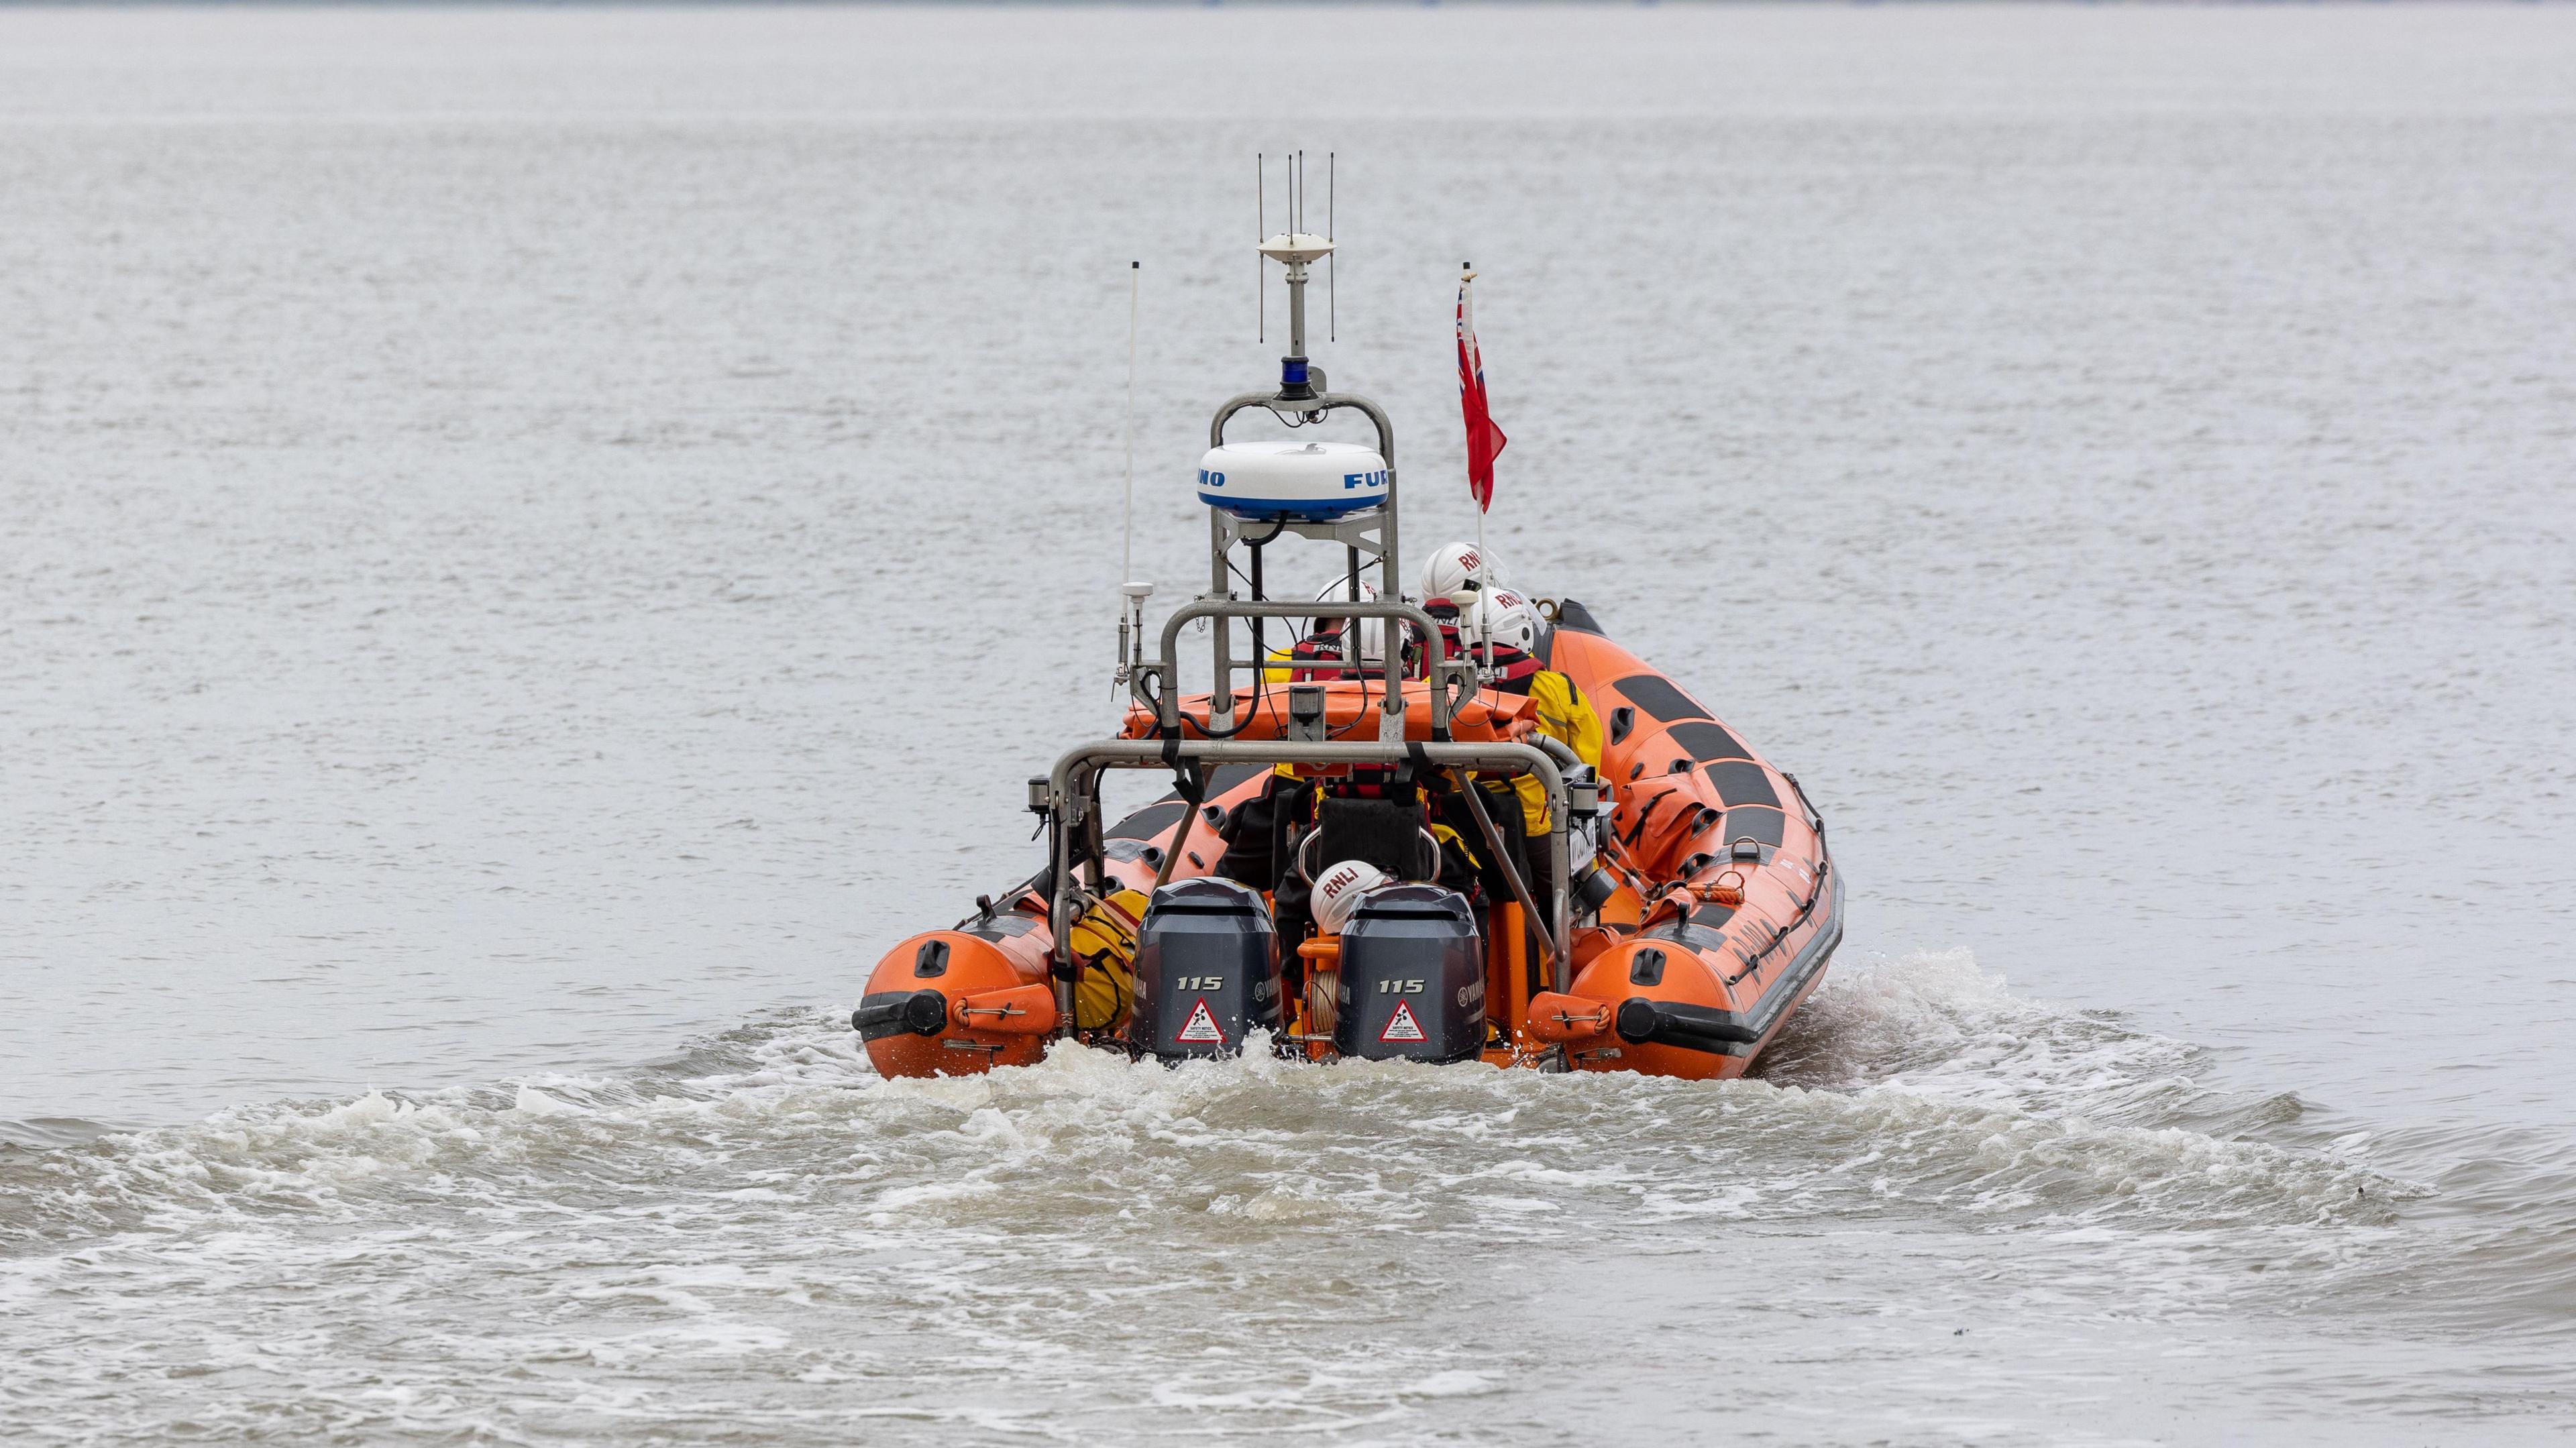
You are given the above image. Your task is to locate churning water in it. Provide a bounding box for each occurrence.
[3,6,2573,1442]
[0,954,2497,1444]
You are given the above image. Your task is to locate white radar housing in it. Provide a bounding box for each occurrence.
[1195,441,1388,522]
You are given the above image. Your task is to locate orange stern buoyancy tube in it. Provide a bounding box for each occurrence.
[1554,860,1843,1078]
[855,913,1057,1077]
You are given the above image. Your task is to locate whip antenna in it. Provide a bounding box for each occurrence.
[1116,261,1152,702]
[1256,154,1264,344]
[1328,152,1336,343]
[1124,260,1139,587]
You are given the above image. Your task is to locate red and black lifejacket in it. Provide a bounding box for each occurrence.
[1287,621,1387,683]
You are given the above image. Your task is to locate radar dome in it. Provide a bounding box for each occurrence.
[1195,441,1388,521]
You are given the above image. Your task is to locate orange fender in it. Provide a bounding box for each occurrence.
[1524,991,1612,1044]
[949,983,1059,1036]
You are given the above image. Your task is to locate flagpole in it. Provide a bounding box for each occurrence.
[1464,262,1491,675]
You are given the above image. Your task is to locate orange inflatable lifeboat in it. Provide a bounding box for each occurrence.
[855,203,1841,1081]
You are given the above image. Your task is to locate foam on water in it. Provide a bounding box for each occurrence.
[0,953,2408,1246]
[9,950,2557,1444]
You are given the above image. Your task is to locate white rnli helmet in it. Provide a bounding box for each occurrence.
[1307,578,1387,669]
[1468,588,1538,657]
[1419,541,1502,604]
[1311,858,1388,935]
[1310,575,1380,618]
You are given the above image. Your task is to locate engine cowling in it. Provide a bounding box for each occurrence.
[1332,884,1485,1064]
[1126,878,1283,1060]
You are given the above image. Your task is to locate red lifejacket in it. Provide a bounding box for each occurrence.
[1287,622,1387,683]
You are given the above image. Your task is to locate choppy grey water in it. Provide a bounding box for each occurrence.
[3,5,2573,1443]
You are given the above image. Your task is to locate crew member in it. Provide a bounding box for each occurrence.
[1419,540,1501,611]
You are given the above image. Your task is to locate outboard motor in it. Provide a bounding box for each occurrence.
[1127,877,1283,1060]
[1333,884,1485,1064]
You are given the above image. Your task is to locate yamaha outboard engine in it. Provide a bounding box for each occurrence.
[1127,877,1283,1060]
[1334,884,1485,1063]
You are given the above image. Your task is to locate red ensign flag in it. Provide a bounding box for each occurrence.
[1456,272,1508,512]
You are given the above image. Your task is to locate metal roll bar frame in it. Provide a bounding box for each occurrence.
[1040,738,1570,1042]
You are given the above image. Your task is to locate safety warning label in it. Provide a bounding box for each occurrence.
[1378,1001,1426,1044]
[1176,998,1227,1044]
